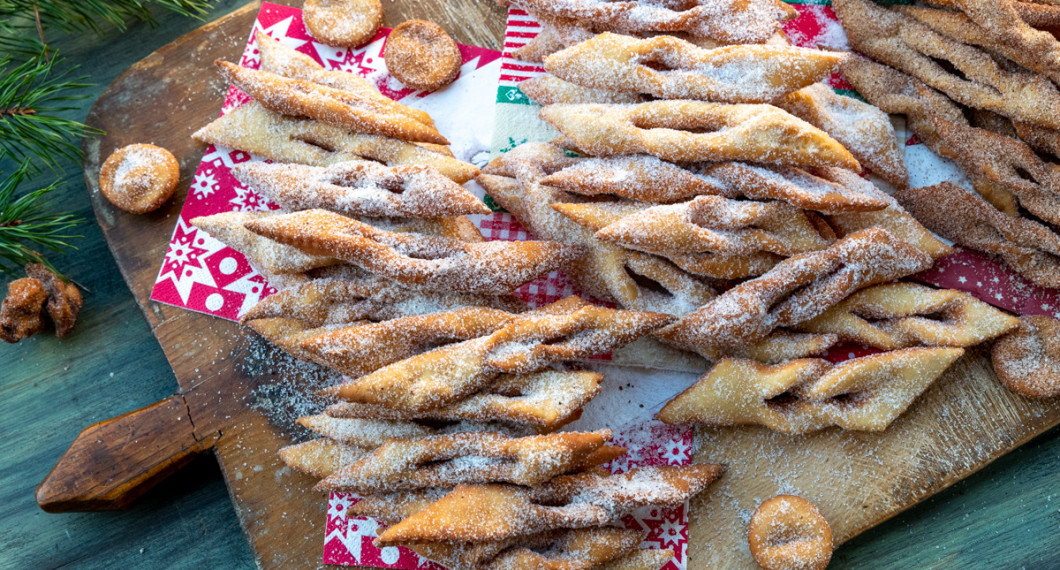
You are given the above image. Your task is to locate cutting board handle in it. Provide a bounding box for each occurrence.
[36,395,219,513]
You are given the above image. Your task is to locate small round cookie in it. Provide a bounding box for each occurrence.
[303,0,383,48]
[99,144,179,214]
[384,20,462,92]
[992,315,1060,398]
[748,495,832,570]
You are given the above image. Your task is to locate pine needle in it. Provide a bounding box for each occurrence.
[0,48,99,171]
[0,161,81,275]
[0,0,215,36]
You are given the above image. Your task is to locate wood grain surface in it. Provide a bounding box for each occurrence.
[3,0,1059,569]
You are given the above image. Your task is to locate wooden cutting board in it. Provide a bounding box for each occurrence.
[42,0,1060,567]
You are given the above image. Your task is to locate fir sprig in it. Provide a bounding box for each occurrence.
[0,0,214,41]
[0,161,81,275]
[0,49,99,171]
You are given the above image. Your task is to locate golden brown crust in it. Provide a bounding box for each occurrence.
[520,74,645,105]
[540,101,860,170]
[326,371,604,432]
[192,102,478,182]
[321,301,673,411]
[796,282,1019,350]
[384,20,463,92]
[659,348,965,433]
[775,83,908,188]
[277,438,368,479]
[230,160,490,219]
[543,33,845,103]
[216,60,448,144]
[655,228,934,350]
[98,143,179,214]
[748,495,833,570]
[255,31,434,127]
[894,182,1060,289]
[477,167,718,314]
[315,430,613,491]
[303,0,383,48]
[374,465,724,545]
[991,315,1060,398]
[243,209,584,294]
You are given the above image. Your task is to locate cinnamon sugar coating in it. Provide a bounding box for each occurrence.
[748,495,832,570]
[895,182,1060,289]
[384,20,463,92]
[992,315,1060,399]
[835,0,1060,129]
[520,74,645,105]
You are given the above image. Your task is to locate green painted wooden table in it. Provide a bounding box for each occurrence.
[1,2,1058,568]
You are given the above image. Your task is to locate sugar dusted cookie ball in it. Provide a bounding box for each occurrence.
[99,143,179,214]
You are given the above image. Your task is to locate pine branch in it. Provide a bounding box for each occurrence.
[0,48,100,171]
[0,160,81,276]
[0,0,215,37]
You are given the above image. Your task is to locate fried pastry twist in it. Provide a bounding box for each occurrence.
[540,156,886,213]
[316,430,614,491]
[255,31,435,127]
[277,438,369,479]
[540,101,860,170]
[659,347,965,433]
[244,209,583,294]
[818,167,953,260]
[896,1,1060,86]
[775,83,908,188]
[503,0,796,44]
[241,278,524,328]
[216,60,448,144]
[992,315,1060,399]
[655,228,935,350]
[834,0,1060,129]
[520,74,645,106]
[588,195,835,257]
[478,152,719,312]
[928,116,1060,227]
[249,306,517,379]
[326,370,604,432]
[544,33,845,103]
[375,464,724,544]
[191,211,338,287]
[192,102,478,182]
[895,182,1060,289]
[411,528,648,570]
[797,282,1019,350]
[231,160,489,219]
[321,300,673,411]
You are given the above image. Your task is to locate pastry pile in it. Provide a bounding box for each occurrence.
[481,0,1032,438]
[834,0,1060,290]
[191,33,724,570]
